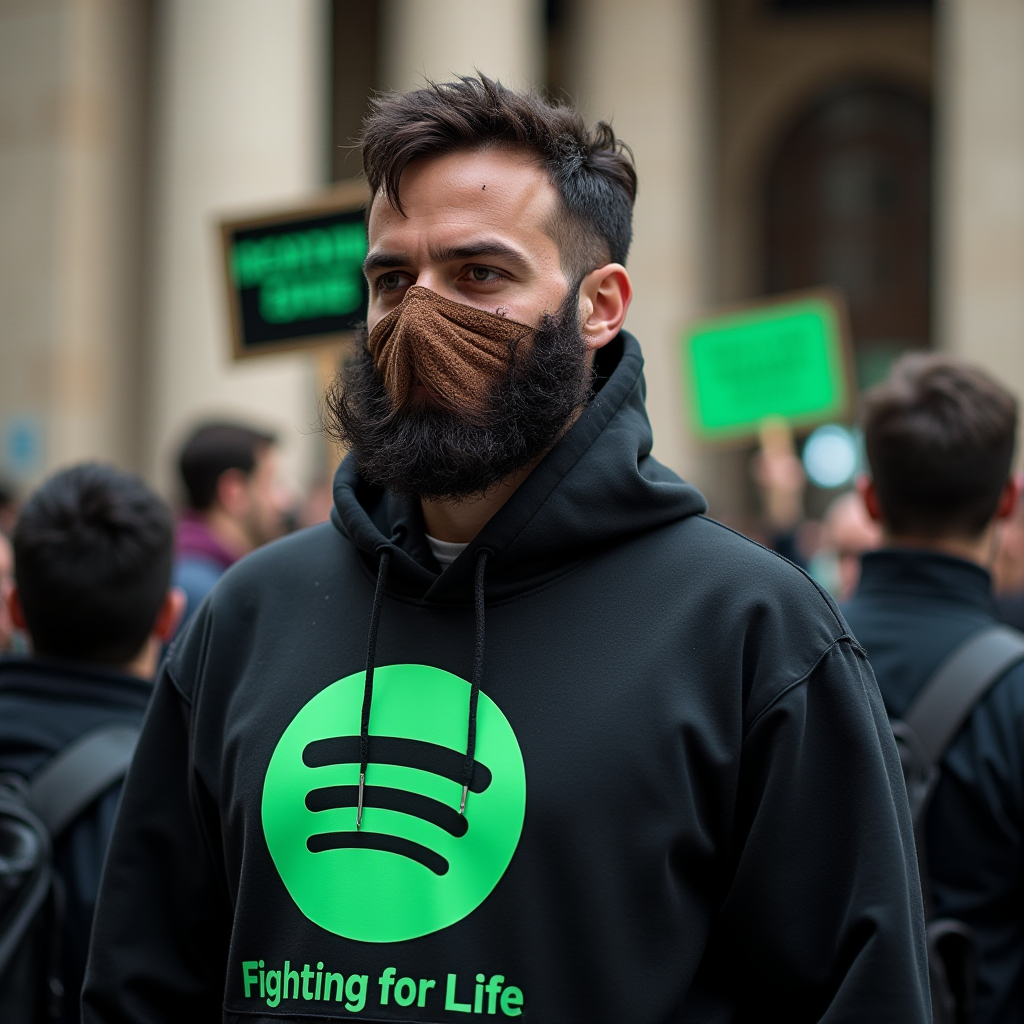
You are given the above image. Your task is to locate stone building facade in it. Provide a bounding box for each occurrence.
[1,0,1021,520]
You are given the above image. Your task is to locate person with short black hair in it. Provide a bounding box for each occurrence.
[84,76,928,1023]
[844,353,1024,1024]
[0,463,184,1023]
[861,354,1018,543]
[173,421,287,623]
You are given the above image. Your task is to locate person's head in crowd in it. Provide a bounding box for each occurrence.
[7,463,184,678]
[811,491,882,601]
[178,421,287,555]
[858,353,1020,566]
[323,73,634,505]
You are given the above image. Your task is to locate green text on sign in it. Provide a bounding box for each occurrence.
[681,296,850,440]
[231,222,367,324]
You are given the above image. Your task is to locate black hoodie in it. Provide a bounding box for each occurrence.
[83,333,929,1023]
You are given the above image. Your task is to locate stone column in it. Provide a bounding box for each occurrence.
[379,0,543,93]
[938,0,1024,419]
[568,0,711,481]
[0,0,149,484]
[145,0,328,496]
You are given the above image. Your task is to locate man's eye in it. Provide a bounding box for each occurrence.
[378,273,405,292]
[468,266,499,282]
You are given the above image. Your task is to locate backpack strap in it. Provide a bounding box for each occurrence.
[905,624,1024,769]
[28,724,140,838]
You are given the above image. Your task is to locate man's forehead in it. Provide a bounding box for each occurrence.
[367,148,558,240]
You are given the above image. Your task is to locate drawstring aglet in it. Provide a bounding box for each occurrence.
[459,783,469,816]
[356,772,366,830]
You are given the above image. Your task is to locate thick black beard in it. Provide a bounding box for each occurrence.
[322,294,592,500]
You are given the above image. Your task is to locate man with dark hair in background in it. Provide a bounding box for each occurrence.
[174,421,288,623]
[844,354,1024,1024]
[0,463,184,1022]
[85,76,928,1022]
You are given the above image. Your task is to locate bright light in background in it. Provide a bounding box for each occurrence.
[803,424,859,489]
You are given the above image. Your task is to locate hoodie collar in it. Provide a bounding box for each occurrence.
[331,331,707,604]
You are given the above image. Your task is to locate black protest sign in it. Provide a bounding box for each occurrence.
[220,183,369,359]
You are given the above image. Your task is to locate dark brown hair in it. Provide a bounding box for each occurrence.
[178,421,276,511]
[360,74,637,283]
[862,353,1018,538]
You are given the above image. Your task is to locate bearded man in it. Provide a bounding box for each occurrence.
[83,76,929,1023]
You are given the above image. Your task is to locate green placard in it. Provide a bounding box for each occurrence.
[681,293,850,440]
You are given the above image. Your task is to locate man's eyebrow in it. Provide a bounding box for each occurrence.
[362,239,534,276]
[362,250,411,275]
[429,240,532,273]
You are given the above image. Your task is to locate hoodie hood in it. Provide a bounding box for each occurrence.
[331,331,707,605]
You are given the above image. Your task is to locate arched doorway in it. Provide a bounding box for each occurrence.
[764,82,932,387]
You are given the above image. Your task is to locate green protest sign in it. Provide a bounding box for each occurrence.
[680,291,852,441]
[220,182,369,359]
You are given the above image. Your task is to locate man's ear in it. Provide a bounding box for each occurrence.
[576,264,633,352]
[995,474,1022,522]
[856,475,883,523]
[153,587,187,644]
[7,586,26,631]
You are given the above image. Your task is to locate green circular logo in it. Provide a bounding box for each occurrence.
[262,664,526,943]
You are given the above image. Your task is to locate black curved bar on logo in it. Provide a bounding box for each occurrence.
[302,735,492,793]
[306,830,449,876]
[305,784,469,838]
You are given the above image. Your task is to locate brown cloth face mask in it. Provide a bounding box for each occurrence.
[366,286,534,417]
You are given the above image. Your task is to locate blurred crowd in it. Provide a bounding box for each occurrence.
[5,408,1024,655]
[749,419,1024,621]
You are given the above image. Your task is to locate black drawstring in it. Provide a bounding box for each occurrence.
[460,550,489,816]
[356,544,488,826]
[357,549,391,830]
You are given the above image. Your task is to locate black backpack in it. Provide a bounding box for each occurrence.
[0,725,139,1024]
[891,624,1024,1024]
